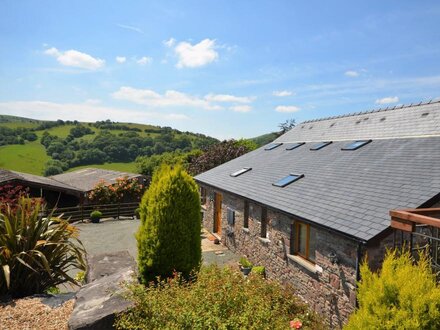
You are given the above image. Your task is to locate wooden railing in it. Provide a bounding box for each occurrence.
[45,202,139,223]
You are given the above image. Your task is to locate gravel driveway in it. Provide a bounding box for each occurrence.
[75,218,239,267]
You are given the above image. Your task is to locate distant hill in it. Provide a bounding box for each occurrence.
[250,132,278,147]
[0,115,218,176]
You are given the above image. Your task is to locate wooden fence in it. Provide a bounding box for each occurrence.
[45,202,139,223]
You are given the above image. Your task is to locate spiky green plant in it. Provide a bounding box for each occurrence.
[0,198,86,297]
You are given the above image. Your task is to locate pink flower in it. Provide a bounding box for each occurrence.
[290,319,302,329]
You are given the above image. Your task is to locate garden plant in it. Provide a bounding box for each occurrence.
[0,198,86,297]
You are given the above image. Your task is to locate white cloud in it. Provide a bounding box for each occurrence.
[136,56,152,65]
[205,93,253,103]
[116,56,126,63]
[112,86,221,110]
[163,38,176,47]
[230,105,252,112]
[174,39,218,68]
[0,101,188,123]
[375,96,399,104]
[345,70,360,77]
[117,23,143,34]
[275,105,301,113]
[112,87,255,112]
[44,47,105,70]
[273,90,294,97]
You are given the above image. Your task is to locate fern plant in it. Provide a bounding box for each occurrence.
[0,198,86,297]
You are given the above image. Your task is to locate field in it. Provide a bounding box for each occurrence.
[68,162,137,173]
[0,141,50,175]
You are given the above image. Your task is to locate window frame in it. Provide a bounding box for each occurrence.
[230,167,252,177]
[341,139,372,151]
[310,141,332,150]
[243,200,249,229]
[200,186,207,205]
[260,207,268,238]
[291,221,315,263]
[264,143,283,150]
[273,173,304,187]
[285,142,305,150]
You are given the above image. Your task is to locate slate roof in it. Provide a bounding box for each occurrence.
[0,169,80,193]
[51,168,143,192]
[195,101,440,242]
[277,100,440,143]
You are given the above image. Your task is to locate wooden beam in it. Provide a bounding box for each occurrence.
[390,216,414,232]
[390,210,440,228]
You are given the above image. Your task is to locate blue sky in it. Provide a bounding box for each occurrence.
[1,1,440,139]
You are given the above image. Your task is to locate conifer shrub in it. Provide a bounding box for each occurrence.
[345,249,440,329]
[137,164,201,283]
[116,265,322,329]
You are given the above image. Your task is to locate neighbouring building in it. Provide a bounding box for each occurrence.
[0,167,145,207]
[51,168,146,204]
[195,100,440,327]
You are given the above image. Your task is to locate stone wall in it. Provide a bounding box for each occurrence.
[201,185,359,328]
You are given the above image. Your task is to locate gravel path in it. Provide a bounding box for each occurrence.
[0,297,74,330]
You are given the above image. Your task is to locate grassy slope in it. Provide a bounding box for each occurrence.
[67,162,137,173]
[0,141,50,175]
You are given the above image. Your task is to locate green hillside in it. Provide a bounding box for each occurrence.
[250,132,278,147]
[0,116,218,176]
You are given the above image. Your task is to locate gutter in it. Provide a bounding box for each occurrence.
[354,241,365,308]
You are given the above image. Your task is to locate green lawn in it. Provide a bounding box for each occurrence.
[68,162,138,173]
[0,141,50,175]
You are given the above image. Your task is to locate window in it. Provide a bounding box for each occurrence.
[230,167,252,177]
[243,200,249,229]
[227,208,235,225]
[273,174,304,187]
[260,207,268,238]
[200,186,207,205]
[264,143,282,150]
[310,141,332,150]
[341,140,372,150]
[285,142,305,150]
[290,221,316,262]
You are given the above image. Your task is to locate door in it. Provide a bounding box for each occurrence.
[214,192,222,234]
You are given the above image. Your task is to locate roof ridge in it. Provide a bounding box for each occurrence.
[301,99,440,124]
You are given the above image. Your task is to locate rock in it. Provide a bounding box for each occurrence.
[39,292,76,308]
[86,251,136,283]
[68,267,135,330]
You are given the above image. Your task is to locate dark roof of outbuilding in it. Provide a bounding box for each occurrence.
[51,168,144,192]
[195,102,440,242]
[0,169,80,194]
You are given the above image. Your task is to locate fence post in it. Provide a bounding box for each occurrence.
[117,203,121,219]
[81,204,84,222]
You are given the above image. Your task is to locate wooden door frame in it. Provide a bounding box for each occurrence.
[214,192,222,234]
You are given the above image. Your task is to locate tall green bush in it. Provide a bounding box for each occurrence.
[0,198,86,297]
[137,165,201,283]
[345,249,440,329]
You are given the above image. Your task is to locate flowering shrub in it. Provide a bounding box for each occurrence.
[115,265,322,329]
[87,177,144,204]
[0,184,39,212]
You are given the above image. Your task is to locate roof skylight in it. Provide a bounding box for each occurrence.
[230,167,252,177]
[285,142,305,150]
[273,174,304,187]
[310,141,332,150]
[264,143,282,150]
[342,140,372,150]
